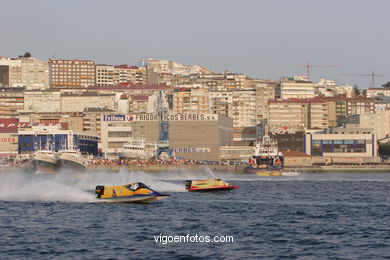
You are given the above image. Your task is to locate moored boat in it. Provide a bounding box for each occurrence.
[32,149,58,174]
[244,125,284,176]
[95,182,169,203]
[119,137,157,160]
[185,178,239,192]
[57,149,88,172]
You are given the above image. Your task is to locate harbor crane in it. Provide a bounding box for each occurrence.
[339,72,384,88]
[155,91,172,160]
[301,62,341,81]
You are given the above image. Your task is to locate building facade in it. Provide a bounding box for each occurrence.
[49,59,96,89]
[277,78,316,99]
[100,114,233,160]
[268,98,328,132]
[304,127,379,163]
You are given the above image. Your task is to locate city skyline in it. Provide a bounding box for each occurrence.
[1,0,389,88]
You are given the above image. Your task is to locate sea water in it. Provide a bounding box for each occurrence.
[0,169,390,259]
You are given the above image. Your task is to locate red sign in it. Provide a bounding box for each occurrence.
[0,137,16,143]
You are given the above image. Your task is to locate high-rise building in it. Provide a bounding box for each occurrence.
[49,59,95,89]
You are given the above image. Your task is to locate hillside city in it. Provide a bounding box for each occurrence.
[0,53,389,167]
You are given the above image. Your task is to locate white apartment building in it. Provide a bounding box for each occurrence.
[209,89,257,128]
[96,64,147,86]
[366,88,390,98]
[21,58,49,89]
[255,81,276,121]
[0,57,49,89]
[278,78,316,99]
[359,109,390,140]
[96,65,116,85]
[230,90,257,127]
[144,59,211,76]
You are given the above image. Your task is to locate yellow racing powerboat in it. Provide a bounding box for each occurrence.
[95,182,169,203]
[185,178,239,192]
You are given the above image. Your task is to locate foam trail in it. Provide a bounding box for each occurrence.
[0,171,95,203]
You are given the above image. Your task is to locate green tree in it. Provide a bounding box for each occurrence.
[379,143,390,157]
[382,82,390,88]
[353,85,360,96]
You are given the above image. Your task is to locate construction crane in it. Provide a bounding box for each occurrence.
[155,91,172,160]
[301,62,341,81]
[339,72,384,88]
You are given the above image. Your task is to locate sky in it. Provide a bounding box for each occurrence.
[1,0,389,89]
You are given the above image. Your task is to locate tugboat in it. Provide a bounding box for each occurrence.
[95,182,169,203]
[185,178,239,192]
[244,126,284,176]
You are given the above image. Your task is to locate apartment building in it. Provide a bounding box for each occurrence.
[347,97,375,115]
[230,89,257,128]
[358,109,390,140]
[96,65,147,86]
[209,89,257,128]
[0,57,49,89]
[255,81,276,121]
[144,59,211,76]
[0,87,24,118]
[172,87,209,114]
[83,107,116,136]
[20,58,49,89]
[209,91,232,117]
[196,73,255,91]
[366,87,390,98]
[268,98,328,132]
[277,77,316,99]
[49,59,95,89]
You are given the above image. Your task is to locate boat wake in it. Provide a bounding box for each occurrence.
[0,169,189,203]
[0,171,95,203]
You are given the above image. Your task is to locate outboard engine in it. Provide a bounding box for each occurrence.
[95,185,105,198]
[185,180,192,190]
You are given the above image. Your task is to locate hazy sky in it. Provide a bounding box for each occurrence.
[1,0,389,88]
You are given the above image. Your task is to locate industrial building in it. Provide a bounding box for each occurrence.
[304,127,380,163]
[18,125,98,155]
[100,113,233,160]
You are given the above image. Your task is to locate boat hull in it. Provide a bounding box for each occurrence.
[33,159,57,174]
[57,159,86,172]
[97,195,169,203]
[95,182,169,204]
[244,166,282,176]
[188,186,239,192]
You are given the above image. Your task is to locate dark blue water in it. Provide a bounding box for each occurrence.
[1,171,390,259]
